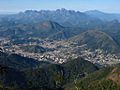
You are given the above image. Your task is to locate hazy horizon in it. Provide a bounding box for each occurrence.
[0,0,120,14]
[0,9,120,15]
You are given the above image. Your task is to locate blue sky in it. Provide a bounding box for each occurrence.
[0,0,120,13]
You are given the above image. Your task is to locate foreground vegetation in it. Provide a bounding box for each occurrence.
[65,66,120,90]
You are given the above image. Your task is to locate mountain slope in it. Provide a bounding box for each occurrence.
[0,51,50,70]
[0,20,85,40]
[24,57,98,90]
[69,30,120,53]
[0,54,98,90]
[108,67,120,85]
[0,64,26,89]
[62,58,98,83]
[65,66,120,90]
[102,20,120,47]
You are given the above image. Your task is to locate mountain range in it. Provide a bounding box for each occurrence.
[0,9,120,89]
[85,10,120,21]
[1,9,120,26]
[0,19,120,53]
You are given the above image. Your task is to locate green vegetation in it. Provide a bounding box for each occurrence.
[0,52,119,90]
[0,56,98,90]
[65,66,120,90]
[24,58,98,89]
[70,30,120,53]
[20,45,54,53]
[0,51,49,70]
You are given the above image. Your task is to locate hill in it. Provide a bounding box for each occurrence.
[62,58,98,83]
[102,20,120,47]
[0,20,85,40]
[24,57,98,89]
[15,58,98,90]
[20,45,54,53]
[65,66,120,90]
[0,51,50,70]
[69,30,120,53]
[0,51,99,90]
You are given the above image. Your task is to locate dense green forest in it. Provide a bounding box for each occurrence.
[0,51,119,90]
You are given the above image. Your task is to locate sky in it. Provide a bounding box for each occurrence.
[0,0,120,14]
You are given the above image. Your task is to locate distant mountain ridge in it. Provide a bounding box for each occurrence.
[0,9,104,27]
[1,9,120,26]
[85,10,120,21]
